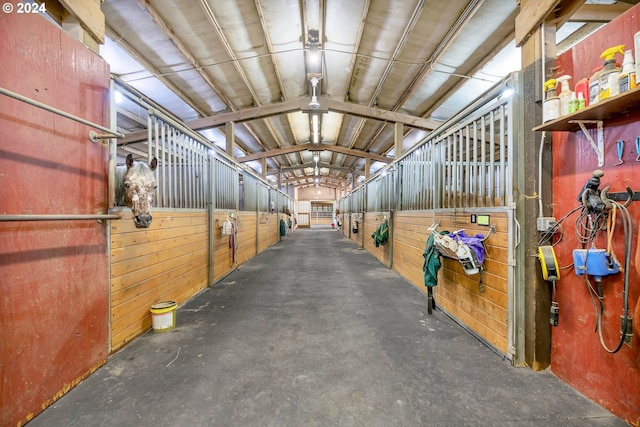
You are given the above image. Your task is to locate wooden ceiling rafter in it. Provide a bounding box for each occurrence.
[237,143,391,164]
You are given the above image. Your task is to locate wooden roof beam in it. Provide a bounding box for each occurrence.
[119,96,439,145]
[569,4,633,22]
[238,144,391,163]
[266,162,364,175]
[516,0,587,47]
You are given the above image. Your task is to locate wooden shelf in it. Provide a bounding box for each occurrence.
[533,85,640,132]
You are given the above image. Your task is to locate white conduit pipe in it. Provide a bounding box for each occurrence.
[0,87,124,139]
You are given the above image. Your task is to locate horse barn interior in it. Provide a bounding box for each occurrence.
[2,0,640,425]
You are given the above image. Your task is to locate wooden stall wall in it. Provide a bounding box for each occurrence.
[551,6,640,423]
[279,213,292,238]
[392,210,509,355]
[0,13,110,426]
[110,210,209,351]
[363,212,391,267]
[350,213,364,246]
[312,216,334,226]
[258,212,279,253]
[212,210,238,283]
[336,213,346,235]
[235,211,258,266]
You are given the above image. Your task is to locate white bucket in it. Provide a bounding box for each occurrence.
[150,301,177,332]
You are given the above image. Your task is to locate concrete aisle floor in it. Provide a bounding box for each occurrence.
[30,227,626,427]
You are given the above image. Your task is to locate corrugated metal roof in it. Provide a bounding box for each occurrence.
[100,0,632,188]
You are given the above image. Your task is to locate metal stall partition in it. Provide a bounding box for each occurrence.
[150,115,210,210]
[257,181,273,252]
[110,81,213,351]
[337,75,522,363]
[212,154,242,280]
[364,172,394,267]
[350,187,365,247]
[240,171,258,261]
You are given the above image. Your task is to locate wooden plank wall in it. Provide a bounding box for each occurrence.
[110,210,209,351]
[236,211,258,267]
[257,212,279,253]
[392,210,509,355]
[363,212,391,267]
[349,213,364,246]
[311,216,333,226]
[212,210,233,282]
[212,210,258,283]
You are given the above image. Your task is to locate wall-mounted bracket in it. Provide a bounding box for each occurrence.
[569,120,604,167]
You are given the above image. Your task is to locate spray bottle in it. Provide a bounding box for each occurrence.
[618,50,636,93]
[556,75,572,116]
[598,45,625,100]
[543,79,560,122]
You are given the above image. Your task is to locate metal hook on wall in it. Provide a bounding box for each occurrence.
[480,224,496,242]
[601,186,636,208]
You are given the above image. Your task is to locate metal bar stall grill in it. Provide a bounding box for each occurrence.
[257,182,270,213]
[113,80,215,211]
[241,173,259,212]
[366,179,380,212]
[0,86,124,140]
[392,95,511,210]
[148,115,210,209]
[214,156,239,211]
[338,75,516,211]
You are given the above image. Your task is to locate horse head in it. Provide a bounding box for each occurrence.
[121,154,158,228]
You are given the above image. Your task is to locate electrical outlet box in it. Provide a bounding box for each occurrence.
[537,216,557,232]
[622,315,633,348]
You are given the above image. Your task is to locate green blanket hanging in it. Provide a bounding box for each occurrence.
[371,220,389,247]
[422,231,448,287]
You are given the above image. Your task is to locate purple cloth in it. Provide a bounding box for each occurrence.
[448,230,485,264]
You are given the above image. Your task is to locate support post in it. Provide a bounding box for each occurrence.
[520,20,555,370]
[394,122,404,157]
[277,167,282,191]
[225,121,235,156]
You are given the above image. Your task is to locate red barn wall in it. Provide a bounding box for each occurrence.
[0,12,110,426]
[552,6,640,424]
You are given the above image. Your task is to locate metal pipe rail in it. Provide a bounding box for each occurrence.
[0,214,122,222]
[0,86,124,139]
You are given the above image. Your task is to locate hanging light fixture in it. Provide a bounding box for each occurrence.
[312,151,320,163]
[309,77,320,109]
[308,44,320,64]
